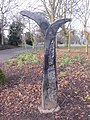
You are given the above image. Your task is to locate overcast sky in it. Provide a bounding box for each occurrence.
[18,0,43,12]
[4,0,90,36]
[18,0,90,32]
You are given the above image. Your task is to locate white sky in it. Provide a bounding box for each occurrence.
[19,0,90,31]
[4,0,43,36]
[4,0,90,36]
[18,0,43,12]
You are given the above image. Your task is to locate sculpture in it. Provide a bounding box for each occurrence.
[20,11,71,113]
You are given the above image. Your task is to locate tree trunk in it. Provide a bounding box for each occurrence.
[84,0,89,56]
[68,0,72,52]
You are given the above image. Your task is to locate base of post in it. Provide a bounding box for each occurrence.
[38,105,60,114]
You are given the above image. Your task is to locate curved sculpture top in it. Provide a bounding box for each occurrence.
[50,18,71,35]
[45,18,71,49]
[43,18,71,79]
[20,11,50,35]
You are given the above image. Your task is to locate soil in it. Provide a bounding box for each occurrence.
[0,48,90,120]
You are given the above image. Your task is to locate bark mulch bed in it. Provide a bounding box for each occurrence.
[0,48,90,120]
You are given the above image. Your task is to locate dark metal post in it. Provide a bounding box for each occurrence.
[20,11,71,113]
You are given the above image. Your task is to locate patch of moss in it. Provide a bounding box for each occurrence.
[0,69,6,85]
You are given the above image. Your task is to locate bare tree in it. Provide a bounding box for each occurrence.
[40,0,64,23]
[0,0,19,45]
[68,0,72,51]
[0,0,29,45]
[84,0,89,55]
[40,0,83,47]
[73,0,90,55]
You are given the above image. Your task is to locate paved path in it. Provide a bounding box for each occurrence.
[0,46,32,62]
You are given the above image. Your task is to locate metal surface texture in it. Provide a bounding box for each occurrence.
[21,10,71,113]
[20,11,49,35]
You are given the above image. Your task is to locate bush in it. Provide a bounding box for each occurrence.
[16,52,38,65]
[59,54,72,67]
[74,55,85,64]
[26,39,33,46]
[6,52,39,67]
[8,21,23,46]
[0,69,6,85]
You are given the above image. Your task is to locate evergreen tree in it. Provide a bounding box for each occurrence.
[8,21,23,46]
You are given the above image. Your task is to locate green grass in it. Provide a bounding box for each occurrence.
[57,44,90,50]
[19,44,32,47]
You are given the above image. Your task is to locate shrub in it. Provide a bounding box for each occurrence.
[26,39,33,46]
[8,21,23,46]
[59,54,72,67]
[74,55,85,64]
[17,52,38,65]
[0,69,6,85]
[6,52,39,67]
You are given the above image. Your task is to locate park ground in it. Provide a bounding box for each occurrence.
[0,47,90,120]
